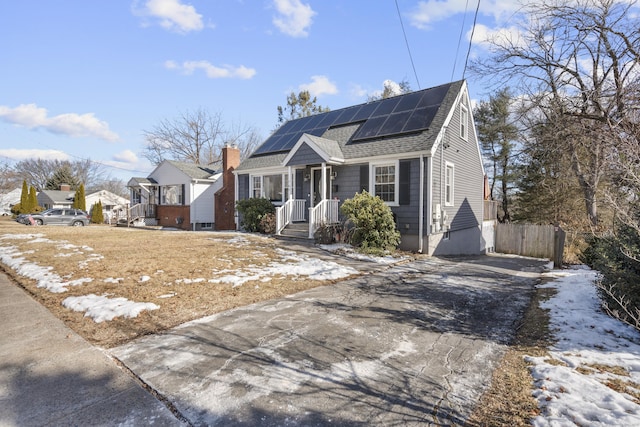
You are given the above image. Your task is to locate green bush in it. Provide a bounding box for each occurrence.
[340,191,400,255]
[236,198,275,233]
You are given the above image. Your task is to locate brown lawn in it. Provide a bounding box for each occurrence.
[0,218,361,348]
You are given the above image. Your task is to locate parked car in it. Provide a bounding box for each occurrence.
[27,208,90,226]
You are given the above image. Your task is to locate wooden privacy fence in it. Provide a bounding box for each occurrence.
[495,223,566,268]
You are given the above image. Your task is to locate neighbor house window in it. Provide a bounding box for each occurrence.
[460,104,468,140]
[161,185,183,205]
[445,162,454,206]
[372,162,399,205]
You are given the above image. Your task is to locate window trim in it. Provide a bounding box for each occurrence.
[445,162,455,206]
[249,172,291,205]
[460,104,468,141]
[161,184,183,205]
[370,160,400,206]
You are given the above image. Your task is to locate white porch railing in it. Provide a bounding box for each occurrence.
[276,199,307,235]
[308,199,340,238]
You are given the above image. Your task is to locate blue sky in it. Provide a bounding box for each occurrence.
[0,0,522,181]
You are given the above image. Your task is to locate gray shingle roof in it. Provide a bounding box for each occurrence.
[237,80,464,171]
[166,160,220,179]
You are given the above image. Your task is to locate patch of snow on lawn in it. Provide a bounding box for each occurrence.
[62,294,159,323]
[528,266,640,427]
[208,250,359,288]
[0,245,91,293]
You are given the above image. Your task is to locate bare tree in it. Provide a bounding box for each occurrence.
[142,108,259,166]
[471,0,640,226]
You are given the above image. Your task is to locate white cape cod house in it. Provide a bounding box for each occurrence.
[235,80,488,255]
[127,146,239,230]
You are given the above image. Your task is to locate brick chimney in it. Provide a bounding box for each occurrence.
[60,184,71,191]
[222,144,240,186]
[215,145,240,230]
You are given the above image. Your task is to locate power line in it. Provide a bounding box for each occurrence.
[452,0,471,81]
[463,0,481,79]
[395,0,421,89]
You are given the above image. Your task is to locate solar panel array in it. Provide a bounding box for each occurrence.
[252,82,452,156]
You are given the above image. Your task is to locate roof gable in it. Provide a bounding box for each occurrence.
[283,134,345,167]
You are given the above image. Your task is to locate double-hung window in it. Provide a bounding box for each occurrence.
[252,176,262,198]
[161,185,182,205]
[460,104,468,140]
[445,162,454,206]
[372,161,399,205]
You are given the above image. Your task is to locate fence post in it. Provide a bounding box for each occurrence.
[553,225,566,269]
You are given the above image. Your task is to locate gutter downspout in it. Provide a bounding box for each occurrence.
[419,154,424,254]
[233,172,239,230]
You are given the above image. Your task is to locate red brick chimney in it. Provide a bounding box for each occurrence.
[215,145,240,230]
[60,184,71,191]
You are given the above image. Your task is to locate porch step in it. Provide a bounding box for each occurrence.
[279,222,310,239]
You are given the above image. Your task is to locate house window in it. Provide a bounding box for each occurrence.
[252,176,262,198]
[460,104,468,140]
[263,174,283,202]
[161,185,183,205]
[200,222,213,230]
[250,173,288,203]
[372,162,398,204]
[445,162,454,206]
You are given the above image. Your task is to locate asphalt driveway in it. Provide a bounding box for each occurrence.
[112,254,548,426]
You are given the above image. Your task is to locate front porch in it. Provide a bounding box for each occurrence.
[275,198,340,239]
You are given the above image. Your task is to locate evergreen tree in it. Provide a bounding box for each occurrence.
[91,200,104,224]
[45,164,80,190]
[19,180,28,214]
[28,185,38,213]
[73,184,86,211]
[474,88,519,222]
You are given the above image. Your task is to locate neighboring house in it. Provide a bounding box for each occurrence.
[37,185,75,210]
[127,145,239,230]
[235,80,486,255]
[85,190,129,223]
[0,188,21,215]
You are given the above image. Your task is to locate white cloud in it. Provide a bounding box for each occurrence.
[409,0,521,30]
[137,0,203,33]
[470,23,526,51]
[165,60,256,79]
[0,148,70,161]
[112,149,138,163]
[299,75,338,97]
[272,0,316,38]
[349,84,368,99]
[0,104,119,142]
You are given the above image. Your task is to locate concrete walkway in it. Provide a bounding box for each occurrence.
[112,254,549,426]
[0,273,181,426]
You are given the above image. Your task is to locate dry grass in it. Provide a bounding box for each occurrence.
[465,286,556,426]
[0,218,358,348]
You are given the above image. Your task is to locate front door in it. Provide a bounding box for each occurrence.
[311,167,331,207]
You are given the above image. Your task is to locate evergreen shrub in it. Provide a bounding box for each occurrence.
[340,191,400,255]
[236,198,275,233]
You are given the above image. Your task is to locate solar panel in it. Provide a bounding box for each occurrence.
[251,82,454,155]
[351,116,387,140]
[376,110,413,137]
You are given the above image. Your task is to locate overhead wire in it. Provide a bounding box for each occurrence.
[463,0,482,79]
[452,0,471,81]
[395,0,421,89]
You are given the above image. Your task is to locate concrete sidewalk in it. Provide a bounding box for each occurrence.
[0,273,181,427]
